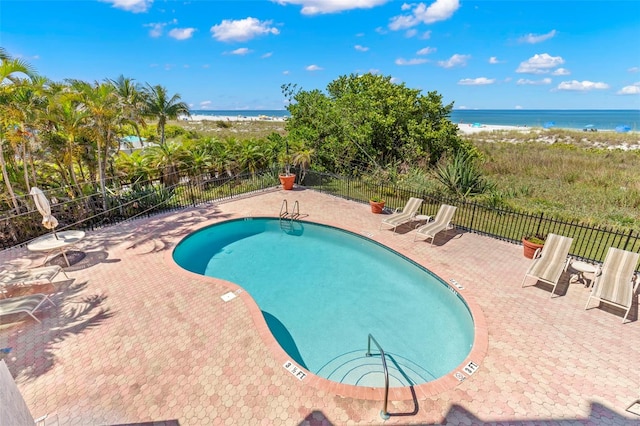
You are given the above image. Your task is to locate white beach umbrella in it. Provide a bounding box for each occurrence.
[29,187,59,238]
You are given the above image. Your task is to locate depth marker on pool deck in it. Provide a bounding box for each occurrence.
[283,360,307,380]
[220,292,236,302]
[450,279,464,290]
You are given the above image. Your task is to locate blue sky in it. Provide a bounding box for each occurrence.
[2,0,639,110]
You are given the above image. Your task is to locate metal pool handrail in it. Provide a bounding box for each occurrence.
[366,333,390,420]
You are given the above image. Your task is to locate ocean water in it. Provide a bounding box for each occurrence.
[450,110,640,131]
[191,109,640,131]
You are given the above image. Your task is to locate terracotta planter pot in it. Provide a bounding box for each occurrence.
[522,238,544,259]
[279,174,295,190]
[369,200,385,214]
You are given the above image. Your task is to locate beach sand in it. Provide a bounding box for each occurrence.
[184,115,520,133]
[182,114,286,122]
[457,124,524,135]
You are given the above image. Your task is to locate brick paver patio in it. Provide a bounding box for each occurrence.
[1,188,639,425]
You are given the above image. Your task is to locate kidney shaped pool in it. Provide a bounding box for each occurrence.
[173,218,474,388]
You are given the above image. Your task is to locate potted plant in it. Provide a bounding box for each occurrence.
[522,234,545,259]
[369,196,386,214]
[278,140,295,190]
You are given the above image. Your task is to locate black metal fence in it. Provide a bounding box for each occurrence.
[0,170,280,250]
[2,168,639,269]
[302,170,640,267]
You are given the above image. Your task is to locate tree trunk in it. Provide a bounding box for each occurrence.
[0,137,20,212]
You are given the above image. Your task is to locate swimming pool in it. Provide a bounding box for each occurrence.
[173,218,475,387]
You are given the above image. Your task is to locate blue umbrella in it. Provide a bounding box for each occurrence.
[472,122,482,128]
[615,124,631,133]
[543,121,555,129]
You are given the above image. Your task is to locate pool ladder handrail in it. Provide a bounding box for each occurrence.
[279,199,300,221]
[366,333,390,420]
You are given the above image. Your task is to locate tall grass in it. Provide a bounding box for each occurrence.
[477,141,640,228]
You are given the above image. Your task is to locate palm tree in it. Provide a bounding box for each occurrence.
[4,78,49,191]
[238,138,265,176]
[144,140,187,187]
[142,84,189,146]
[74,80,126,205]
[114,150,152,187]
[108,75,146,146]
[0,50,38,212]
[292,146,315,183]
[44,91,90,196]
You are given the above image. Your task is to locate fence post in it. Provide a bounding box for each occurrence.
[534,212,544,235]
[622,228,634,251]
[188,179,197,207]
[469,202,477,231]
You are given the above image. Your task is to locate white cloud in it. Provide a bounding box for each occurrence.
[101,0,152,13]
[437,53,470,68]
[355,45,369,52]
[552,68,570,76]
[518,29,557,44]
[211,17,279,42]
[230,48,252,55]
[283,70,290,75]
[627,67,640,73]
[306,64,323,71]
[405,29,418,38]
[146,23,164,38]
[514,105,523,109]
[395,57,428,66]
[261,52,273,58]
[556,80,609,91]
[145,19,177,38]
[488,56,502,64]
[275,0,388,15]
[617,82,640,95]
[200,101,212,107]
[516,53,564,74]
[168,28,195,40]
[389,0,460,31]
[417,47,436,55]
[458,77,495,85]
[420,30,432,39]
[202,64,210,68]
[516,78,552,85]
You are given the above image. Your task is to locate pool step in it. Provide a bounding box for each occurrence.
[316,350,435,388]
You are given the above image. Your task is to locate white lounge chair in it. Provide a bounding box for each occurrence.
[413,204,457,245]
[521,233,573,297]
[380,197,423,234]
[0,293,55,323]
[585,247,639,323]
[0,265,67,298]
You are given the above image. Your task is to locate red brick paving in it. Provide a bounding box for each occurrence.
[1,188,639,425]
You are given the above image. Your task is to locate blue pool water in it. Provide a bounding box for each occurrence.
[173,218,474,387]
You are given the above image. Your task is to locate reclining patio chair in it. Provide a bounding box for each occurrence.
[585,247,639,323]
[0,293,55,323]
[0,265,67,298]
[380,197,424,234]
[521,233,573,297]
[413,204,457,245]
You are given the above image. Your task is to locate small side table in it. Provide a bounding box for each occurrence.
[569,260,597,287]
[414,215,432,227]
